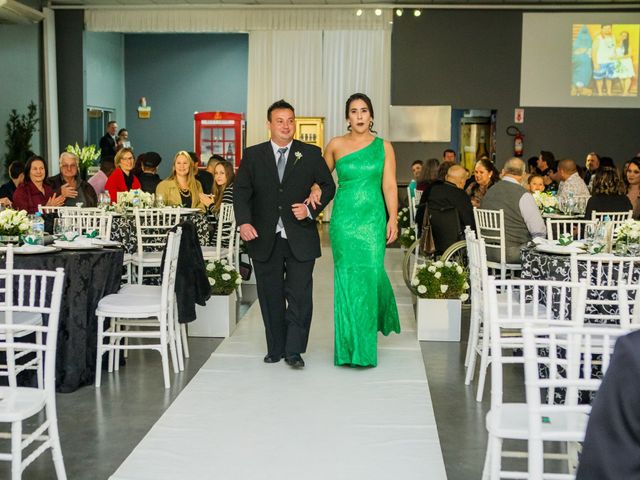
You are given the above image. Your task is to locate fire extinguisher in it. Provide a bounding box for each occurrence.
[506,126,524,157]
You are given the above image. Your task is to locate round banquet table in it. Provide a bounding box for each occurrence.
[1,247,124,393]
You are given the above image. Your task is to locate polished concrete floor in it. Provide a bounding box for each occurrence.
[0,231,528,479]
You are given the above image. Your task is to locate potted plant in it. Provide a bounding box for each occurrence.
[190,258,242,338]
[398,206,411,229]
[0,208,31,244]
[398,228,416,250]
[412,260,469,341]
[4,102,38,180]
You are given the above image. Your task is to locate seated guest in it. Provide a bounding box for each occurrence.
[138,152,162,194]
[0,160,25,205]
[104,147,141,204]
[200,160,234,244]
[88,156,115,195]
[416,158,440,195]
[599,156,615,169]
[527,174,546,193]
[189,151,213,195]
[416,165,475,235]
[556,158,591,202]
[206,154,225,176]
[584,151,600,187]
[576,330,640,480]
[116,128,130,150]
[13,155,65,214]
[585,167,633,219]
[466,158,500,208]
[537,150,558,191]
[624,158,640,219]
[480,157,546,264]
[132,153,144,177]
[408,159,423,199]
[527,156,538,174]
[48,152,98,207]
[156,150,205,211]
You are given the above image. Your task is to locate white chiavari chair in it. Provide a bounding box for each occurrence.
[545,218,593,241]
[58,207,113,240]
[482,276,588,480]
[131,207,181,284]
[0,263,67,480]
[473,208,522,280]
[520,325,627,480]
[202,203,236,265]
[617,282,640,330]
[591,210,633,223]
[95,229,182,389]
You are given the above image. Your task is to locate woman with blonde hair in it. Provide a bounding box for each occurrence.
[155,150,204,211]
[200,160,235,244]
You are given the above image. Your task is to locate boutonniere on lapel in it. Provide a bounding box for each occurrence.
[294,151,303,165]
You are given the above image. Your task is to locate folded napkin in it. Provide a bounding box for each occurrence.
[84,230,99,238]
[19,244,48,252]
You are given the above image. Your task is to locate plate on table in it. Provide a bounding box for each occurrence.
[542,213,583,219]
[535,244,585,255]
[179,207,201,214]
[91,239,122,247]
[8,245,60,255]
[53,240,104,250]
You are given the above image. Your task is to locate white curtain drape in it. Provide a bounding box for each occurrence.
[246,31,323,147]
[322,30,392,143]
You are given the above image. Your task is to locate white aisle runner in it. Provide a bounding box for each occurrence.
[111,247,447,480]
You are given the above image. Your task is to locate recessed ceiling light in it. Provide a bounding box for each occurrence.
[356,9,363,16]
[374,8,382,16]
[395,9,403,17]
[414,9,422,17]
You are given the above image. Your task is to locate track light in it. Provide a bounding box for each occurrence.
[395,8,403,17]
[356,9,363,16]
[414,9,421,17]
[374,8,382,16]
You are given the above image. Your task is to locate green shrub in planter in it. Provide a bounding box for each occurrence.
[412,260,469,300]
[205,259,241,295]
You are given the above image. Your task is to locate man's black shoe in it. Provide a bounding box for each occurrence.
[285,354,305,368]
[263,354,283,364]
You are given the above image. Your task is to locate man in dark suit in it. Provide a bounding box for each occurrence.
[576,330,640,479]
[189,151,213,194]
[234,100,335,368]
[99,121,118,159]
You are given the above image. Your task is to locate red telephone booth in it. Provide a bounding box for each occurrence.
[194,112,245,170]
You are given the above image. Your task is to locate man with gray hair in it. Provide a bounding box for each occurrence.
[480,157,546,263]
[48,151,98,207]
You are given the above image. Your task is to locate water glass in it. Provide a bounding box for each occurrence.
[156,194,165,208]
[53,218,64,238]
[583,222,596,246]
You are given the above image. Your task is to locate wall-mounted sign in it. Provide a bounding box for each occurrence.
[138,97,151,119]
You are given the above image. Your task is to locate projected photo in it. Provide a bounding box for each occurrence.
[571,24,639,97]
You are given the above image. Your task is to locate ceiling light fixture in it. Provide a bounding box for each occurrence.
[356,9,363,16]
[395,9,403,17]
[374,8,382,16]
[414,9,422,17]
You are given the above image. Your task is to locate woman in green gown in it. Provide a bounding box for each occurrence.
[323,93,401,367]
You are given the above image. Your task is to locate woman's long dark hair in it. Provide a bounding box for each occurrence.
[345,93,377,134]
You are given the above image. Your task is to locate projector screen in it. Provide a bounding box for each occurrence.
[521,12,640,108]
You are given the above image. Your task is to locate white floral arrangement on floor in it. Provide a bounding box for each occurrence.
[205,258,242,295]
[65,143,101,171]
[398,228,416,248]
[532,191,558,213]
[0,208,31,237]
[412,260,469,300]
[615,219,640,245]
[398,207,411,229]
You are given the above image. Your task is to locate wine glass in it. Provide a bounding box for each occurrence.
[583,222,596,247]
[53,218,64,238]
[156,194,165,208]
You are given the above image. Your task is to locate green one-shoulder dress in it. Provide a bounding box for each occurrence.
[330,137,400,367]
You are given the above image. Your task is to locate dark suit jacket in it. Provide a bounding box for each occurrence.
[234,140,335,263]
[576,330,640,479]
[99,133,117,159]
[48,174,98,207]
[415,181,475,233]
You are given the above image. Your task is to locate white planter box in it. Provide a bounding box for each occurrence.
[189,294,237,338]
[416,298,461,342]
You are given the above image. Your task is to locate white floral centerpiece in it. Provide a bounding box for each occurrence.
[115,189,155,211]
[412,260,469,301]
[0,208,31,241]
[65,143,101,171]
[532,191,558,214]
[205,258,242,295]
[615,220,640,254]
[398,207,411,229]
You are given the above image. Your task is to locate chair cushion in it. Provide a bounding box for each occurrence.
[486,404,588,441]
[118,285,161,296]
[96,293,162,315]
[131,251,163,266]
[0,311,43,339]
[0,387,46,422]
